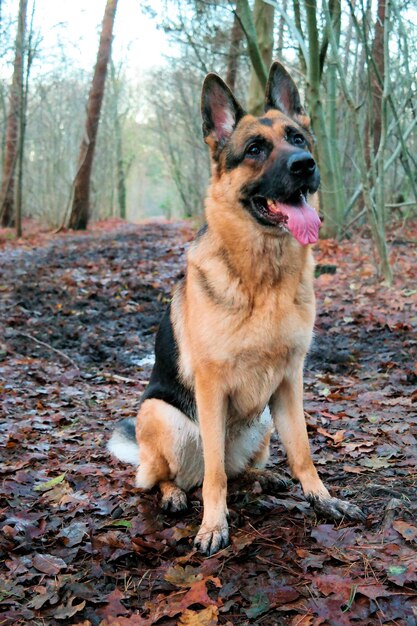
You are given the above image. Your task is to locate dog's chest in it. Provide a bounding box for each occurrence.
[219,284,314,357]
[224,294,314,420]
[228,357,282,421]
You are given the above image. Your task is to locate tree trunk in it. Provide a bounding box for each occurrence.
[235,0,268,92]
[277,0,288,56]
[114,108,126,219]
[247,0,275,115]
[324,0,392,283]
[364,0,385,171]
[293,0,307,75]
[68,0,118,230]
[0,0,27,227]
[325,0,346,236]
[225,9,244,91]
[304,0,345,238]
[110,60,126,220]
[15,0,35,238]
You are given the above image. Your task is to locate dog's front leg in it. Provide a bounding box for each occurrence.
[193,367,229,555]
[270,365,365,522]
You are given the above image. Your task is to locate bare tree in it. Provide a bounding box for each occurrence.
[323,0,393,283]
[302,0,346,238]
[365,0,385,171]
[15,0,36,237]
[68,0,118,230]
[247,0,275,115]
[0,0,27,227]
[236,0,268,91]
[225,9,244,91]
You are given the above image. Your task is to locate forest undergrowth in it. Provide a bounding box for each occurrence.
[1,219,416,625]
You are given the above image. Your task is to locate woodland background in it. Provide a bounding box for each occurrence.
[0,0,416,279]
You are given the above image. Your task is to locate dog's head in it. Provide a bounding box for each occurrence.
[201,62,320,246]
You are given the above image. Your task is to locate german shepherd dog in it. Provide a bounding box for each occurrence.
[108,62,365,555]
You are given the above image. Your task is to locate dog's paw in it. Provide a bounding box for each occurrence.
[194,520,229,555]
[254,469,292,494]
[161,488,188,513]
[308,494,366,522]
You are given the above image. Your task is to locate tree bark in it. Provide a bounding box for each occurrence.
[225,8,244,91]
[235,0,268,92]
[304,0,345,238]
[324,0,392,283]
[293,0,307,75]
[68,0,118,230]
[0,0,27,227]
[15,0,35,238]
[110,60,127,219]
[364,0,385,171]
[276,0,287,56]
[247,0,275,115]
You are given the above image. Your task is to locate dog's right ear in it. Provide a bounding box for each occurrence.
[201,74,245,151]
[265,61,305,118]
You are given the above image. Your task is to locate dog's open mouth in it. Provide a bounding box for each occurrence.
[251,190,321,245]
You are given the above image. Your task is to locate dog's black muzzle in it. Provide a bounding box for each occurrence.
[241,149,320,208]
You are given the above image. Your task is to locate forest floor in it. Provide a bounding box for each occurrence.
[1,218,417,626]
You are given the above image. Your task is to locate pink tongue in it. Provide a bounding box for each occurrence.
[270,197,321,245]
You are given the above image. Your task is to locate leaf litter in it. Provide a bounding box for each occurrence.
[1,219,417,625]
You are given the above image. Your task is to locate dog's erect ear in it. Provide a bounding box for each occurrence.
[201,74,245,149]
[265,61,305,118]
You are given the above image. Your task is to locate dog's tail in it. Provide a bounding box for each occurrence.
[107,418,140,465]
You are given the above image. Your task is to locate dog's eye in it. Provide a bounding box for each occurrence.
[292,134,306,146]
[246,143,262,157]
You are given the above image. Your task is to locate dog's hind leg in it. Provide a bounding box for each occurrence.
[159,481,188,512]
[245,430,291,492]
[245,467,292,493]
[250,430,272,469]
[135,398,203,495]
[270,366,366,522]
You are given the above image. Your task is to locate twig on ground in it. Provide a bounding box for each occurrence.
[101,372,139,384]
[14,332,78,369]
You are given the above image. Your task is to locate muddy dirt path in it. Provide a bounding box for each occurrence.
[1,222,416,625]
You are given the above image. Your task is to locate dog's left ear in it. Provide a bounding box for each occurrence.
[201,74,246,150]
[265,61,306,120]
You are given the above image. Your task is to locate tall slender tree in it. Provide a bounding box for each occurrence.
[364,0,385,171]
[247,0,275,115]
[109,60,127,219]
[225,9,244,91]
[68,0,118,230]
[0,0,27,227]
[236,0,268,91]
[15,0,36,237]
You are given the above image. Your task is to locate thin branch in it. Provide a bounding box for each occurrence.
[15,332,78,368]
[263,0,308,65]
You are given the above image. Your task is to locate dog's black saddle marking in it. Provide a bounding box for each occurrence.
[141,302,197,422]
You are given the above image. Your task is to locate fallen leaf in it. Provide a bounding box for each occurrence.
[33,473,66,492]
[32,553,67,575]
[58,522,88,547]
[311,525,358,548]
[244,592,270,619]
[55,598,86,620]
[97,588,129,619]
[177,605,219,625]
[359,455,392,469]
[392,520,417,542]
[164,565,203,587]
[314,574,352,600]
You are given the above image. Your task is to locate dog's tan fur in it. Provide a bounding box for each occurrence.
[129,63,364,554]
